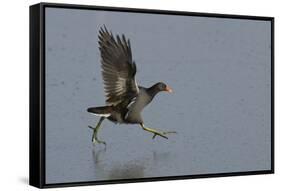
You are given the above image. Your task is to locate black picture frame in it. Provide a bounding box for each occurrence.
[30,2,274,189]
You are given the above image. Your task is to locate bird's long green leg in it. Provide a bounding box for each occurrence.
[88,117,106,145]
[140,123,177,139]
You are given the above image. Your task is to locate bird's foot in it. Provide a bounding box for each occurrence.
[88,125,107,146]
[152,131,177,139]
[140,123,177,140]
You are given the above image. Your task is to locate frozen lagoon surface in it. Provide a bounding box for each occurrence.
[45,8,272,183]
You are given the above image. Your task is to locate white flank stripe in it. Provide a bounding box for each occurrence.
[91,113,110,117]
[127,97,137,109]
[135,79,139,93]
[124,111,130,119]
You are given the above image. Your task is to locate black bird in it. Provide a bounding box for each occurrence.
[87,26,176,145]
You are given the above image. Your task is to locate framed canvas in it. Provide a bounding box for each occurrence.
[29,2,274,188]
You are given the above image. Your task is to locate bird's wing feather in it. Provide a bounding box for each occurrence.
[98,26,139,106]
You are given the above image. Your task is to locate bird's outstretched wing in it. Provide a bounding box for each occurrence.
[98,26,139,106]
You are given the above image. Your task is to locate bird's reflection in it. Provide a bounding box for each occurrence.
[92,147,106,165]
[91,147,174,180]
[107,163,145,180]
[91,147,145,180]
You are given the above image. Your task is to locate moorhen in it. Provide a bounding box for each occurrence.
[87,26,176,145]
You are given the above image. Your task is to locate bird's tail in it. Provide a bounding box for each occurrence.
[87,106,113,117]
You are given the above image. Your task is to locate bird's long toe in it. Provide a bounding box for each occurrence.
[152,131,177,139]
[152,133,168,139]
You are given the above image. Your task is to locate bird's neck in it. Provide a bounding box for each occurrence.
[147,84,160,98]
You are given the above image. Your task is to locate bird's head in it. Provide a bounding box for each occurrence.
[154,82,173,93]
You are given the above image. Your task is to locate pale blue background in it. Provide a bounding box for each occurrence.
[45,8,272,184]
